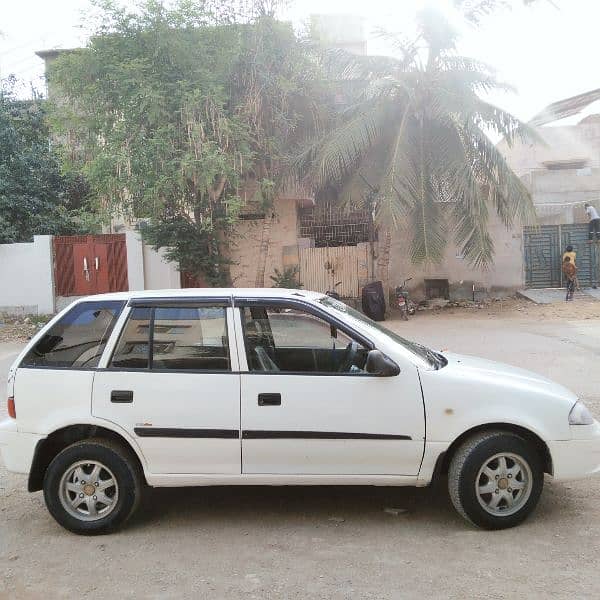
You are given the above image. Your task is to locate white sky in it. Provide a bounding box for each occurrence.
[0,0,598,122]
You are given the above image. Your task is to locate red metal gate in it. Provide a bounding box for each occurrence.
[54,234,129,296]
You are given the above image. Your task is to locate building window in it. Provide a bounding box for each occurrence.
[543,159,588,170]
[298,202,373,247]
[425,279,449,300]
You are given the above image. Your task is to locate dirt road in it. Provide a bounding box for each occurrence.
[1,307,600,599]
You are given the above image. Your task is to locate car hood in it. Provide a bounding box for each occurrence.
[439,351,577,402]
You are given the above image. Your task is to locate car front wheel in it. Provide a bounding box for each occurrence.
[448,430,544,529]
[43,438,142,535]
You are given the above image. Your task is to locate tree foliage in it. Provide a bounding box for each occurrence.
[49,0,327,284]
[299,7,536,268]
[0,78,94,243]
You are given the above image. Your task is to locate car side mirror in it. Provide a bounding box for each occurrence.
[365,350,400,376]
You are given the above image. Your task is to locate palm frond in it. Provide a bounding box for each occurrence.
[321,48,402,81]
[295,104,382,188]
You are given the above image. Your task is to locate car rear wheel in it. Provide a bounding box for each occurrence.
[448,430,544,529]
[43,438,142,535]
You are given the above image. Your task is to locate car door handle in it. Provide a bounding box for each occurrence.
[111,390,133,403]
[258,393,281,406]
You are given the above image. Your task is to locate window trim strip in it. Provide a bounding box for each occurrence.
[128,297,232,308]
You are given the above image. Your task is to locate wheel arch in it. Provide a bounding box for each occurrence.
[28,424,147,492]
[433,422,553,483]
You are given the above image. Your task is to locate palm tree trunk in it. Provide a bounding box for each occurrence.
[376,227,392,294]
[255,212,275,287]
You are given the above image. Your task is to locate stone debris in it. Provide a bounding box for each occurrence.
[328,516,345,523]
[383,507,408,516]
[0,315,51,343]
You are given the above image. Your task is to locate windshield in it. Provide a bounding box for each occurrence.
[318,296,446,369]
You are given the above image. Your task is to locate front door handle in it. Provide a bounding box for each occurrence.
[111,390,133,403]
[258,393,281,406]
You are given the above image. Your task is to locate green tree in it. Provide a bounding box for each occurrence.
[0,78,93,243]
[300,7,535,269]
[49,0,326,285]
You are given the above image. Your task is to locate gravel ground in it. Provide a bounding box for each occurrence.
[1,305,600,599]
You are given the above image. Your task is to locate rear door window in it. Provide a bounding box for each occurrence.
[20,301,125,369]
[110,304,230,371]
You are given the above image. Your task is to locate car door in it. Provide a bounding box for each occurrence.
[236,298,425,476]
[92,297,241,475]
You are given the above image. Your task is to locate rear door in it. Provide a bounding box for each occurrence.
[92,298,241,475]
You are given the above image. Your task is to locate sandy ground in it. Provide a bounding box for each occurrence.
[1,304,600,599]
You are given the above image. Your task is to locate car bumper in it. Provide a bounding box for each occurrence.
[549,422,600,481]
[0,419,44,474]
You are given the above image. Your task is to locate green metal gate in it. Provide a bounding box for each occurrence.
[524,224,598,288]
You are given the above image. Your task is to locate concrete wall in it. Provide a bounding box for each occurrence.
[124,231,181,291]
[142,243,181,290]
[387,212,523,300]
[229,197,299,287]
[0,236,55,315]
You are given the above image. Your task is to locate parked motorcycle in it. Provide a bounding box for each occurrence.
[395,278,416,321]
[325,281,342,300]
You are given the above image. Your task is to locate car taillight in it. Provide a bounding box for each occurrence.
[7,396,16,419]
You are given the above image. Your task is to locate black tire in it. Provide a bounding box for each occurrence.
[43,438,142,535]
[401,306,409,321]
[448,430,544,530]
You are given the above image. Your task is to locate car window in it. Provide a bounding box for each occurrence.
[110,305,230,371]
[20,301,125,369]
[110,307,152,369]
[318,295,447,369]
[241,305,368,374]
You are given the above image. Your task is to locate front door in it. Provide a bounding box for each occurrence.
[237,301,425,476]
[92,300,241,474]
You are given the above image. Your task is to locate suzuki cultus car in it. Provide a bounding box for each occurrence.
[1,289,599,534]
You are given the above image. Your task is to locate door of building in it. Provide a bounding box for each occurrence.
[54,234,129,296]
[524,224,598,288]
[299,245,368,298]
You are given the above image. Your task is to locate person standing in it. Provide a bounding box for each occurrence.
[562,256,577,301]
[585,203,600,241]
[562,244,580,290]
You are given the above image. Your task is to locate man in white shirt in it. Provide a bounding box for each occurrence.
[585,203,600,241]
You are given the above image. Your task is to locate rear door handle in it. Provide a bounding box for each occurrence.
[111,390,133,403]
[258,393,281,406]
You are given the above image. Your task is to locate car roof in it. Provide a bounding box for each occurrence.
[80,288,324,303]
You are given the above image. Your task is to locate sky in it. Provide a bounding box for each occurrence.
[0,0,598,123]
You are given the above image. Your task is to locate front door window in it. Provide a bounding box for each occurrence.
[240,305,368,373]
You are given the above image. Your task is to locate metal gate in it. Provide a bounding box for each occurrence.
[298,245,367,297]
[53,234,129,296]
[524,224,598,288]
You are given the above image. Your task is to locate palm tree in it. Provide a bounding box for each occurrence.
[299,7,536,270]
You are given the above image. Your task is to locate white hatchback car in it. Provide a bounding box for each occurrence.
[1,288,599,534]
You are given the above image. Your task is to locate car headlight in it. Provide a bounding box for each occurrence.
[569,401,594,425]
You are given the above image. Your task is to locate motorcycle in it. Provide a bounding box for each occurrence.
[326,281,342,300]
[395,278,415,321]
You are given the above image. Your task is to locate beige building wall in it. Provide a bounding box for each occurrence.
[387,212,523,300]
[229,197,299,287]
[497,119,600,224]
[497,122,600,177]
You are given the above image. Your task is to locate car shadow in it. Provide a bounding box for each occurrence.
[125,476,575,533]
[127,478,461,532]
